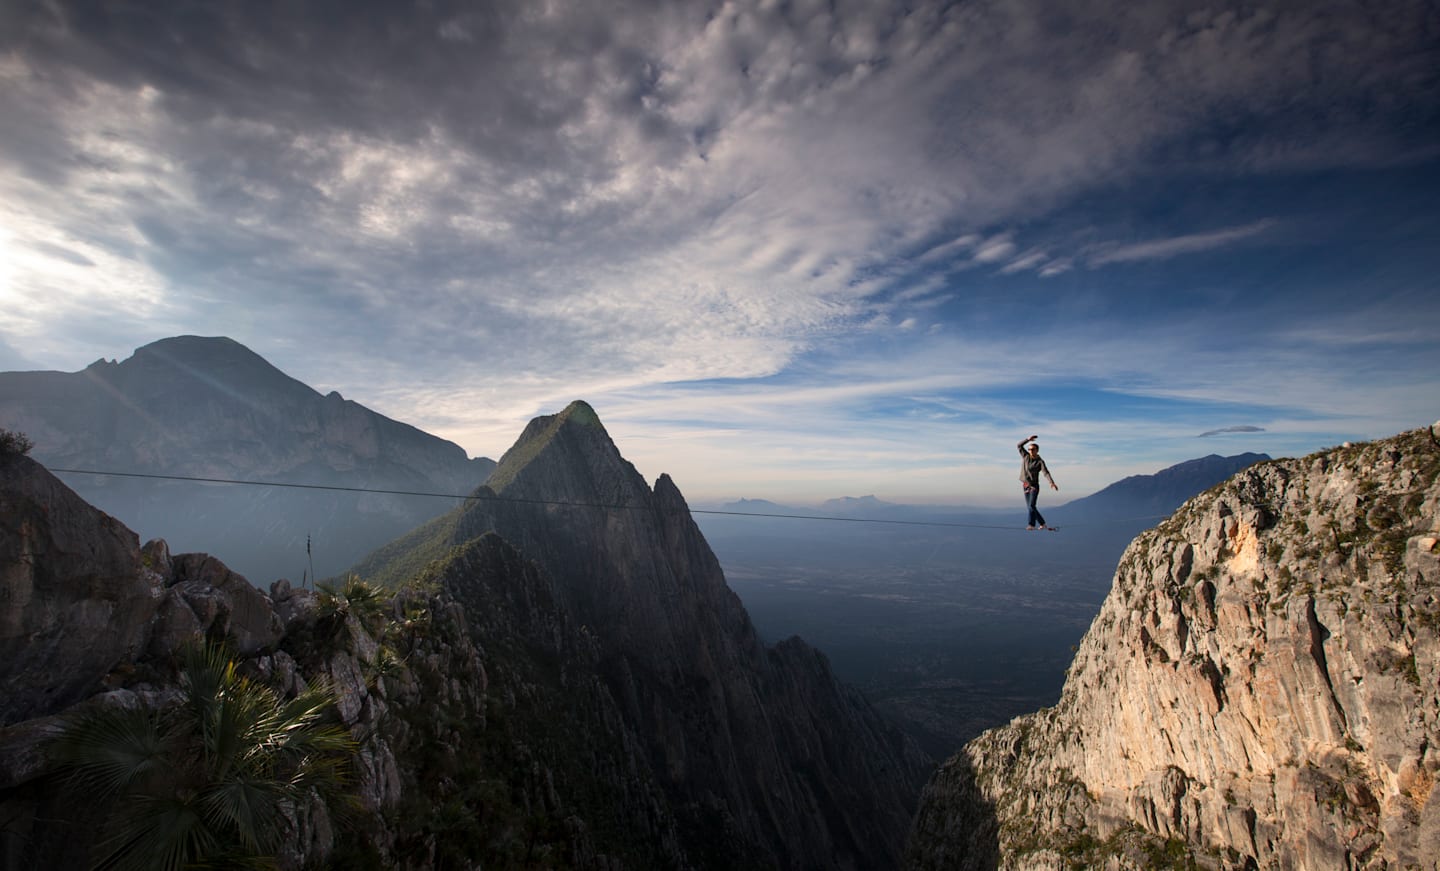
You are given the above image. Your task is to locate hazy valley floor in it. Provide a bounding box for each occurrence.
[700,520,1123,758]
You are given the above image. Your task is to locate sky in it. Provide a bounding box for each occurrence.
[2,0,1438,506]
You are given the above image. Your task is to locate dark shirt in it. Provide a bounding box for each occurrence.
[1017,441,1055,488]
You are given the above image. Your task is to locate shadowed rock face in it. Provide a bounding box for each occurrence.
[0,452,162,726]
[3,404,932,870]
[0,456,682,869]
[365,400,935,870]
[908,428,1440,870]
[0,336,495,586]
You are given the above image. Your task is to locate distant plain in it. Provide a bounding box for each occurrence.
[696,508,1141,757]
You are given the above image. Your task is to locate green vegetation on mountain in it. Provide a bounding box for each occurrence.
[48,642,355,871]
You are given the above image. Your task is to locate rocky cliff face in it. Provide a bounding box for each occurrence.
[357,400,935,869]
[907,427,1440,870]
[1,449,688,868]
[2,403,931,870]
[0,336,495,584]
[0,452,162,726]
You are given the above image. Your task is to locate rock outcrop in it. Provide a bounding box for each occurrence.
[357,400,935,869]
[0,446,683,868]
[3,403,932,870]
[907,427,1440,869]
[0,452,162,726]
[0,336,495,585]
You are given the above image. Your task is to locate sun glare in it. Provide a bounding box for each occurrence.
[0,224,14,304]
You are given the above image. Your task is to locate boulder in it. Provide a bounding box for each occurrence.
[0,454,163,726]
[170,553,283,654]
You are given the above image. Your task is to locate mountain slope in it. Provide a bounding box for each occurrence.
[0,336,495,584]
[0,452,692,868]
[1055,452,1271,521]
[357,400,934,869]
[906,428,1440,869]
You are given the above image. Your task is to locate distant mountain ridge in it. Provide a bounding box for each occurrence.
[713,451,1270,529]
[1055,452,1272,521]
[0,336,495,584]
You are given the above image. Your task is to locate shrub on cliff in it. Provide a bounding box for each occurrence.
[0,427,32,456]
[48,642,357,871]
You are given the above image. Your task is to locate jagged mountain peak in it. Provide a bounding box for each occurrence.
[354,400,933,868]
[484,400,640,500]
[511,399,606,444]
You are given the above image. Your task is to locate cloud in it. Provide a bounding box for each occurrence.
[1089,220,1278,266]
[1038,259,1073,278]
[2,0,1438,500]
[972,235,1017,263]
[917,234,979,264]
[999,249,1049,274]
[1198,425,1266,438]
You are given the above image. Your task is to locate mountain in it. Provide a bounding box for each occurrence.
[0,447,679,868]
[1,402,933,869]
[355,400,934,868]
[821,494,899,515]
[712,452,1270,531]
[1045,452,1272,563]
[906,427,1440,868]
[1054,452,1271,522]
[712,496,797,513]
[0,336,495,585]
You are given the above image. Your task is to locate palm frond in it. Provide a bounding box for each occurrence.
[93,794,214,871]
[199,777,288,854]
[49,706,178,801]
[55,640,359,869]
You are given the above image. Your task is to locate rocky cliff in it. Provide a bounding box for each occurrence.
[0,336,495,585]
[356,400,935,869]
[907,426,1440,869]
[0,447,692,868]
[2,402,932,870]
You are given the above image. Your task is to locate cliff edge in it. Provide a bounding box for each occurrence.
[908,426,1440,870]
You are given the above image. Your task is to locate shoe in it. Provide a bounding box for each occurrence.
[1026,525,1036,530]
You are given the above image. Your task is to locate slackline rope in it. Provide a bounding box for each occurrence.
[49,467,1170,532]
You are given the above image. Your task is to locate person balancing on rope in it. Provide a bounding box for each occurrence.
[1018,434,1059,530]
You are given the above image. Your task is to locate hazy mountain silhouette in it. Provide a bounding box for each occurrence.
[1054,452,1272,521]
[0,336,495,585]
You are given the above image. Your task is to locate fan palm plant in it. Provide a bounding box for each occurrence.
[50,642,356,871]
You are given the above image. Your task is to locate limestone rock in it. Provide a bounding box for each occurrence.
[908,428,1440,870]
[0,453,163,726]
[169,553,283,653]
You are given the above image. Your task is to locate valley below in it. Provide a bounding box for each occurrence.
[700,519,1120,757]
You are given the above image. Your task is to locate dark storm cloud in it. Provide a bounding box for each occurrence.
[2,0,701,255]
[8,0,1436,274]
